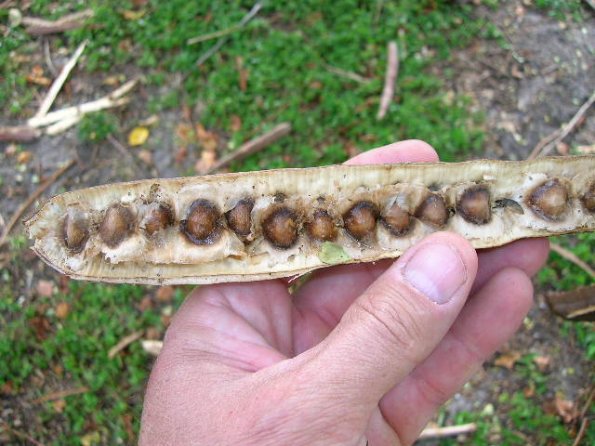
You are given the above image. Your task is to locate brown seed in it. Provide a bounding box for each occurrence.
[226,199,254,236]
[181,199,221,245]
[62,213,89,252]
[100,204,134,248]
[144,204,174,236]
[306,209,337,241]
[457,186,491,225]
[382,203,411,236]
[582,182,595,213]
[527,178,568,220]
[415,194,448,228]
[263,207,299,249]
[343,201,378,240]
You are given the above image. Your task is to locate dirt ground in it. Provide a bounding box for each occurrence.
[1,0,593,444]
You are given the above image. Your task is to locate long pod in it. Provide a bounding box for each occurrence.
[26,156,595,285]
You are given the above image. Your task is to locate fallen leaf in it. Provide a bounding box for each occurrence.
[16,150,32,164]
[121,9,146,20]
[195,123,218,152]
[195,149,216,173]
[36,280,54,297]
[156,286,174,303]
[554,395,579,424]
[137,295,154,312]
[81,431,101,446]
[128,126,149,146]
[137,149,153,165]
[53,399,66,413]
[55,302,70,319]
[532,355,551,372]
[523,382,535,398]
[174,146,188,163]
[230,115,242,132]
[26,64,51,86]
[29,316,51,341]
[1,381,13,395]
[494,351,521,369]
[236,56,248,91]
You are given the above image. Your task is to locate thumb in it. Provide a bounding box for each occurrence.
[303,232,478,406]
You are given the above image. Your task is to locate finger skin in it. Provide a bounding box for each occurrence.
[380,267,534,444]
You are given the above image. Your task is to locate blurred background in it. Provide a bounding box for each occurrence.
[0,1,593,444]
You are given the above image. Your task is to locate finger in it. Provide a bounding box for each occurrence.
[380,267,533,444]
[473,237,549,293]
[345,139,438,165]
[297,232,478,409]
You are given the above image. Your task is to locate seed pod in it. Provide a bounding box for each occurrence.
[382,203,411,236]
[457,186,491,225]
[100,204,134,248]
[343,201,378,240]
[306,209,337,241]
[583,182,595,213]
[226,199,254,237]
[62,213,89,252]
[415,194,448,228]
[181,199,221,245]
[262,206,299,249]
[144,204,174,236]
[527,178,568,221]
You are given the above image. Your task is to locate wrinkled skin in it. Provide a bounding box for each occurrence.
[140,140,549,446]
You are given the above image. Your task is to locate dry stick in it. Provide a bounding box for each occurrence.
[43,38,58,76]
[141,339,163,356]
[205,122,292,174]
[108,330,144,359]
[377,41,398,120]
[0,125,41,142]
[528,90,595,159]
[546,285,595,321]
[0,160,75,248]
[34,40,87,119]
[0,422,46,446]
[196,1,263,67]
[325,64,372,84]
[417,423,477,440]
[188,24,244,45]
[32,386,89,404]
[572,418,589,446]
[550,243,595,277]
[22,9,94,35]
[27,78,138,128]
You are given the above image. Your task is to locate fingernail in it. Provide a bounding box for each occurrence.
[403,243,467,304]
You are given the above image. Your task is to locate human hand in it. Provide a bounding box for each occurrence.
[140,140,550,446]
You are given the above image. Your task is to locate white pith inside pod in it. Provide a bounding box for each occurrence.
[25,156,595,285]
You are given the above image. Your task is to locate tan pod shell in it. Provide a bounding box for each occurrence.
[26,156,595,285]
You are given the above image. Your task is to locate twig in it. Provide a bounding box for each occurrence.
[325,64,372,84]
[43,39,57,76]
[572,418,588,446]
[32,386,89,404]
[377,41,398,120]
[546,285,595,321]
[0,160,75,248]
[528,90,595,159]
[34,40,87,119]
[196,2,263,67]
[108,330,144,359]
[188,24,245,45]
[0,422,46,446]
[550,243,595,277]
[417,423,477,440]
[204,122,291,174]
[27,78,137,128]
[22,9,94,35]
[141,339,163,356]
[0,125,41,142]
[44,115,83,135]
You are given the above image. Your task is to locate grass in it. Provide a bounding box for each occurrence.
[0,0,593,444]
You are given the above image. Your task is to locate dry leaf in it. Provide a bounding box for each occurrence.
[16,151,32,164]
[81,431,101,446]
[156,286,174,303]
[195,149,216,173]
[128,126,149,146]
[122,9,146,20]
[137,295,154,312]
[137,149,153,165]
[1,381,14,395]
[554,395,579,424]
[523,382,535,398]
[36,279,54,297]
[532,355,551,372]
[236,56,248,92]
[26,65,51,86]
[55,302,70,319]
[494,351,521,369]
[53,398,66,413]
[195,123,218,152]
[230,115,242,132]
[29,316,51,341]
